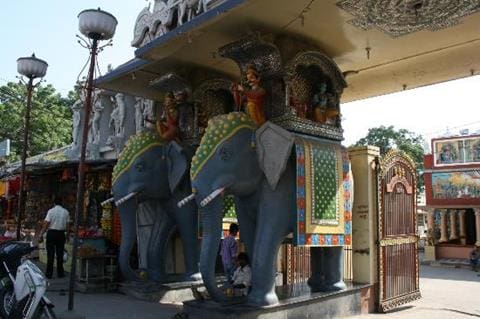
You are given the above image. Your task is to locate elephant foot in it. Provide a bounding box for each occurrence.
[310,280,346,293]
[247,290,279,307]
[147,269,168,283]
[186,272,202,282]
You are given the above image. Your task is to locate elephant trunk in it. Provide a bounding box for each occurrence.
[118,198,140,281]
[199,197,229,302]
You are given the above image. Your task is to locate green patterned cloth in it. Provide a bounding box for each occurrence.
[311,145,339,223]
[112,131,165,185]
[223,195,237,218]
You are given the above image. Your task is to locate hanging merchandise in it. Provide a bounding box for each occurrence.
[100,203,113,240]
[111,207,122,246]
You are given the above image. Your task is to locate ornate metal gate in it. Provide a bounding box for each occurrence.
[377,150,421,312]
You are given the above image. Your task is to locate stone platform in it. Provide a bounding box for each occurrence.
[184,282,372,319]
[119,275,226,304]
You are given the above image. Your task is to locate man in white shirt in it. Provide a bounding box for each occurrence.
[231,252,252,296]
[39,197,70,279]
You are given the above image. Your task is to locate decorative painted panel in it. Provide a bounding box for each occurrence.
[433,135,480,166]
[295,135,352,246]
[337,0,480,37]
[432,171,480,200]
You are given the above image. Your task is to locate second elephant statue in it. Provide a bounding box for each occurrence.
[112,131,200,282]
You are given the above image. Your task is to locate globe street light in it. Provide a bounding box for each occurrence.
[67,8,117,314]
[16,54,48,240]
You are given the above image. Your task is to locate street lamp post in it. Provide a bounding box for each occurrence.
[66,8,117,315]
[16,54,48,240]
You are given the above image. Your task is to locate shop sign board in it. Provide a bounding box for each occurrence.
[433,135,480,167]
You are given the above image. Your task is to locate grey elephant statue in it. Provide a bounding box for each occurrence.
[111,131,201,282]
[184,112,352,306]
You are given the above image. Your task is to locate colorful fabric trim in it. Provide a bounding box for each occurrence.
[191,112,256,181]
[295,136,352,246]
[112,131,164,185]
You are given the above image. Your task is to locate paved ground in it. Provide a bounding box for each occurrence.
[43,263,480,318]
[347,264,480,319]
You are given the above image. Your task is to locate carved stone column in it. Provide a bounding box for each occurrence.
[458,210,467,245]
[425,208,436,246]
[475,208,480,247]
[449,209,458,240]
[439,209,449,243]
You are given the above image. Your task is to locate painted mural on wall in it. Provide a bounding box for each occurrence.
[432,171,480,199]
[433,135,480,166]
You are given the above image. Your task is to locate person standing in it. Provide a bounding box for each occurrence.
[220,223,239,281]
[39,196,70,279]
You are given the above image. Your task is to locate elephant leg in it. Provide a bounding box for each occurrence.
[321,247,346,291]
[234,194,257,259]
[248,184,294,306]
[309,247,345,292]
[173,200,201,281]
[147,211,175,282]
[307,247,325,291]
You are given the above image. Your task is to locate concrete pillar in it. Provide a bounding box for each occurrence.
[449,209,458,240]
[424,208,437,261]
[458,210,467,245]
[439,209,449,243]
[475,208,480,247]
[426,209,435,231]
[348,146,380,285]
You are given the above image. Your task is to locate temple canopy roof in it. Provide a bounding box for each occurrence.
[96,0,480,102]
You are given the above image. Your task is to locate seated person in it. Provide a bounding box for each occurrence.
[470,246,480,272]
[228,252,252,296]
[192,252,252,299]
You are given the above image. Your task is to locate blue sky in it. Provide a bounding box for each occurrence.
[0,0,143,93]
[1,1,479,146]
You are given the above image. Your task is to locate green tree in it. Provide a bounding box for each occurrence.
[0,82,74,162]
[353,125,426,191]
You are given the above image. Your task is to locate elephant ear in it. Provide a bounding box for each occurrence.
[167,141,188,193]
[255,122,295,190]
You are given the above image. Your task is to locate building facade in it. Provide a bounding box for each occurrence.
[423,133,480,260]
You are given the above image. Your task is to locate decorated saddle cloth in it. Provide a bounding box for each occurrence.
[294,135,352,247]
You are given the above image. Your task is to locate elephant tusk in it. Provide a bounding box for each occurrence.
[101,197,115,206]
[200,187,225,207]
[177,194,196,208]
[115,192,138,206]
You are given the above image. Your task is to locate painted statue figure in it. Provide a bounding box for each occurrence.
[231,65,266,127]
[134,97,145,133]
[187,112,347,306]
[146,92,179,142]
[110,93,126,137]
[111,131,200,282]
[90,97,104,144]
[143,99,155,129]
[178,0,200,26]
[71,86,86,146]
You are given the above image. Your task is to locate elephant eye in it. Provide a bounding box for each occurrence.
[219,146,233,161]
[136,163,145,172]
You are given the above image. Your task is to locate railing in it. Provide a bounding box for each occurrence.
[283,244,353,285]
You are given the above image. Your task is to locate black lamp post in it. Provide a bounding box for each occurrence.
[15,54,48,240]
[66,8,117,315]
